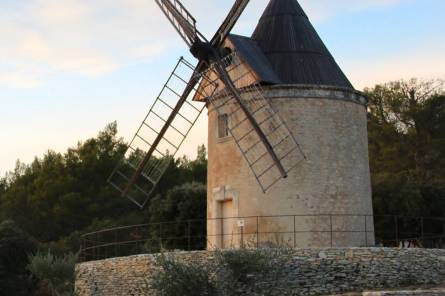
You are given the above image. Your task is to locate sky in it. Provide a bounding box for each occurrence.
[1,0,444,175]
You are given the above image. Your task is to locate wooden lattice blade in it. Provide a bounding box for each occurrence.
[201,52,306,192]
[108,58,208,208]
[211,0,250,47]
[155,0,199,48]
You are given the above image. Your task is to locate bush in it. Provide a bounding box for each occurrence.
[0,220,38,295]
[215,247,292,295]
[27,250,78,296]
[149,248,293,296]
[147,182,207,251]
[150,253,216,296]
[41,231,82,257]
[216,249,268,284]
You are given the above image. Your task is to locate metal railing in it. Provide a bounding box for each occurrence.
[79,214,445,262]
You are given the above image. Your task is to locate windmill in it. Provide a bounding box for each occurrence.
[108,0,375,248]
[108,0,305,209]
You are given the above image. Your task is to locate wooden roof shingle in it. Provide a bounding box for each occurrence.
[251,0,354,89]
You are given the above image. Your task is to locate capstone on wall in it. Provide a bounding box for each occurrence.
[75,248,445,296]
[207,85,374,248]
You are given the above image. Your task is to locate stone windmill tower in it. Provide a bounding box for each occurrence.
[109,0,374,249]
[204,0,374,248]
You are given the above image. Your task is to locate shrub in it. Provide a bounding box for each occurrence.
[27,250,78,296]
[0,220,38,295]
[216,248,268,284]
[215,247,293,296]
[146,183,207,252]
[149,248,294,296]
[150,253,216,296]
[41,231,82,256]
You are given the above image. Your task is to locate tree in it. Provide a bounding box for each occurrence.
[0,220,38,295]
[147,182,207,250]
[149,182,206,223]
[0,122,134,246]
[365,79,445,217]
[0,122,209,254]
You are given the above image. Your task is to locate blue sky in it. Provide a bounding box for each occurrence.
[1,0,444,175]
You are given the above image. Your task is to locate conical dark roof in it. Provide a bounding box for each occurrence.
[251,0,353,89]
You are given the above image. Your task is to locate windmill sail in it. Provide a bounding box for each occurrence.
[155,0,198,47]
[108,0,305,208]
[156,0,250,50]
[108,58,209,208]
[210,0,250,47]
[152,0,302,187]
[200,52,306,192]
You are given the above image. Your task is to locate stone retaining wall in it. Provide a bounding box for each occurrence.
[75,248,445,296]
[364,291,445,296]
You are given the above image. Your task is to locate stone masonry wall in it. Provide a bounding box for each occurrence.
[75,248,445,296]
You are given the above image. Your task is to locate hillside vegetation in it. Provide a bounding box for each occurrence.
[0,79,444,294]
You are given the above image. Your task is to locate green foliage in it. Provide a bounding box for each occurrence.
[0,77,443,294]
[0,122,208,290]
[216,248,268,284]
[0,220,38,295]
[0,122,130,246]
[149,248,293,296]
[215,248,292,295]
[149,182,206,222]
[366,79,445,218]
[27,250,78,296]
[154,145,207,199]
[143,182,207,252]
[0,122,208,255]
[150,253,216,296]
[42,231,82,257]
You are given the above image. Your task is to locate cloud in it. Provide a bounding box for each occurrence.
[0,0,413,89]
[0,69,41,88]
[0,0,176,88]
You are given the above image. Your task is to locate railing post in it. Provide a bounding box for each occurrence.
[80,237,84,262]
[330,215,333,248]
[442,218,445,238]
[159,223,162,250]
[136,226,140,255]
[95,232,99,260]
[202,218,206,249]
[394,216,399,247]
[240,226,244,249]
[220,217,224,249]
[420,217,424,245]
[114,230,118,257]
[443,218,445,247]
[118,230,121,256]
[364,215,368,247]
[187,220,191,251]
[256,216,259,248]
[293,215,296,248]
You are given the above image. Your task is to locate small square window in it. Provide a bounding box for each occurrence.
[218,114,229,138]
